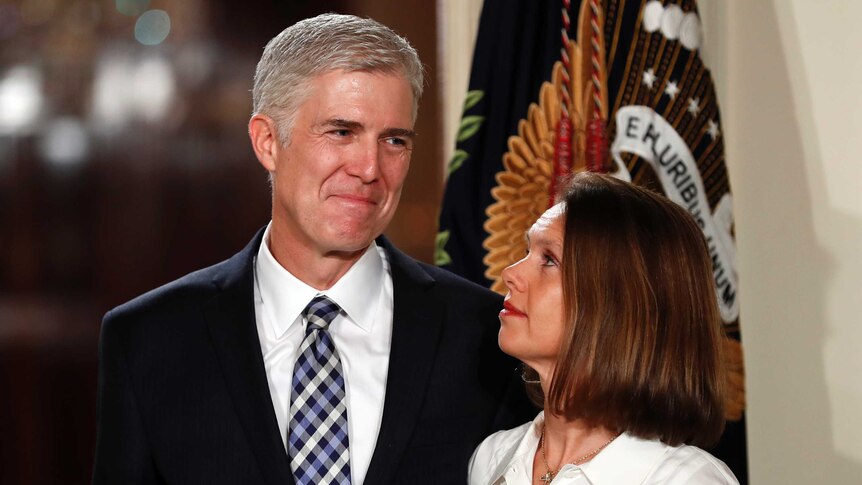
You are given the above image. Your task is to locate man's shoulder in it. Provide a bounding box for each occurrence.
[103,259,230,330]
[117,260,225,310]
[379,236,501,302]
[419,260,500,297]
[386,248,503,313]
[104,228,263,332]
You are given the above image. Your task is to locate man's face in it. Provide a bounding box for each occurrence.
[268,70,415,258]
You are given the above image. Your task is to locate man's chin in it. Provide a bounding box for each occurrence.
[319,230,379,256]
[324,219,389,246]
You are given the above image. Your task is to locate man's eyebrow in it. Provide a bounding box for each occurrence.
[321,119,415,139]
[323,118,363,130]
[381,127,416,139]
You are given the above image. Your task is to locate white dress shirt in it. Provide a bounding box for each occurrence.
[469,413,739,485]
[253,223,393,485]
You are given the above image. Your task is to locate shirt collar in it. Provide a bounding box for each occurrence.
[255,222,385,338]
[489,413,545,484]
[577,432,673,484]
[490,413,674,485]
[323,239,385,333]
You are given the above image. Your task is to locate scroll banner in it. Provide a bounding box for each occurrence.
[611,105,738,323]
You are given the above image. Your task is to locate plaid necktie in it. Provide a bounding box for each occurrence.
[288,295,351,484]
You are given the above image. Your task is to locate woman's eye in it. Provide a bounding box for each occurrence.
[542,254,557,267]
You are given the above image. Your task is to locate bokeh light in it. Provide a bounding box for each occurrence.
[0,66,43,135]
[90,51,177,132]
[38,117,90,170]
[115,0,150,17]
[90,52,135,132]
[132,56,177,122]
[134,9,170,46]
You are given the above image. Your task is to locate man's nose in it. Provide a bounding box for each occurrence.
[345,138,381,183]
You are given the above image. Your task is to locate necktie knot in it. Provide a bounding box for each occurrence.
[303,295,341,332]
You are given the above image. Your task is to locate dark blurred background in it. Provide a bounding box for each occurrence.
[0,1,442,483]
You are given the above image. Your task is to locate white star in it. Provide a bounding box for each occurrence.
[707,119,720,140]
[642,68,657,89]
[687,97,701,116]
[664,80,680,99]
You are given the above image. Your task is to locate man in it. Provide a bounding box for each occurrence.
[93,13,530,484]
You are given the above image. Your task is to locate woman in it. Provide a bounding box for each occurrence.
[469,172,738,484]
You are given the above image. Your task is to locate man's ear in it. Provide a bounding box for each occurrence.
[248,114,281,172]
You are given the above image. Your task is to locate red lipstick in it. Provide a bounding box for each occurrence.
[500,300,527,318]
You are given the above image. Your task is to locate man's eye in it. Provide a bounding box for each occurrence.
[384,137,407,147]
[332,129,351,137]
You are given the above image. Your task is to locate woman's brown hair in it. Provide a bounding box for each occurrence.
[539,171,726,447]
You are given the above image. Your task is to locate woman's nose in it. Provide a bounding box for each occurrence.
[501,257,526,292]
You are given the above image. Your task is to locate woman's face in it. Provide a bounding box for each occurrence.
[498,204,566,381]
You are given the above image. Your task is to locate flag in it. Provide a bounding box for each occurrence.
[436,0,747,481]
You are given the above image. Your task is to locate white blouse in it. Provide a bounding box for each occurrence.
[469,413,739,485]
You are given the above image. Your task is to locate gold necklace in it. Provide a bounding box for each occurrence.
[538,425,619,484]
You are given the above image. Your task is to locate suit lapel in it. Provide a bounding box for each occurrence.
[364,238,444,484]
[202,229,295,485]
[202,232,443,484]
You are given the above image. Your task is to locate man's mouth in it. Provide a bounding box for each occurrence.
[331,193,378,205]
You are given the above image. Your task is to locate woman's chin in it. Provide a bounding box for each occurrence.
[497,329,522,360]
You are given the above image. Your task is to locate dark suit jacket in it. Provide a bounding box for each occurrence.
[93,229,533,484]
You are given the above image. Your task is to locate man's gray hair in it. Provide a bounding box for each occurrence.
[252,13,425,144]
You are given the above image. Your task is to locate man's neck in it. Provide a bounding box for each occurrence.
[267,225,366,291]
